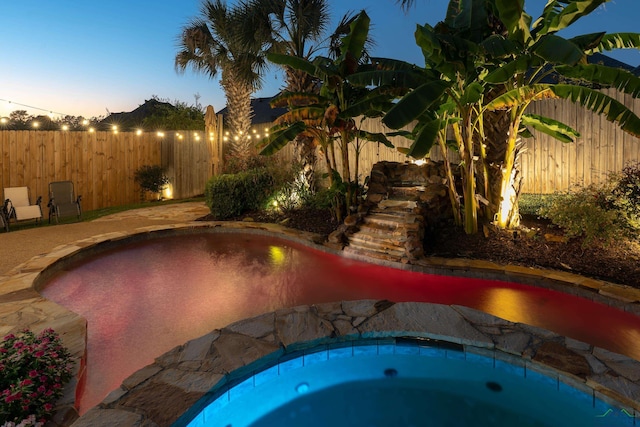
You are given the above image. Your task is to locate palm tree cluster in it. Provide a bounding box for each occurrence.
[177,0,640,233]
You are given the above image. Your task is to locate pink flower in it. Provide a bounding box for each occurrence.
[43,403,53,411]
[34,351,45,358]
[20,379,33,387]
[28,370,39,378]
[37,385,46,393]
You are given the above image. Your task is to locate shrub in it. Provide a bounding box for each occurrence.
[538,183,630,246]
[518,193,561,216]
[266,162,316,212]
[205,168,275,219]
[134,165,170,200]
[611,161,640,229]
[0,329,74,426]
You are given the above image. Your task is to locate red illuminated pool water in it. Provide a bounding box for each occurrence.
[39,232,640,415]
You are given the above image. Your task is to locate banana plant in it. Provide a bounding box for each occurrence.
[481,0,640,229]
[258,10,395,219]
[358,0,640,234]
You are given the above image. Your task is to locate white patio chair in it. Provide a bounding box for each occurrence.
[3,186,43,227]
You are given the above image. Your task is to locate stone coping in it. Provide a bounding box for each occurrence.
[0,221,638,425]
[73,300,640,427]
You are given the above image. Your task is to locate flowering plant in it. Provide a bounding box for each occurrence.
[0,329,74,426]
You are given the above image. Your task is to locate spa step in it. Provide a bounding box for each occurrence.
[359,216,422,234]
[344,240,406,261]
[388,186,426,199]
[349,229,408,246]
[375,199,418,211]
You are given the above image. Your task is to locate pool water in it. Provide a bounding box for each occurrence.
[182,339,630,427]
[39,232,640,414]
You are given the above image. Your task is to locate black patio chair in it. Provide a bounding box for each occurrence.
[47,181,83,224]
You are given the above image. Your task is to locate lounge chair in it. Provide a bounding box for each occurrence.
[3,186,43,227]
[47,181,82,224]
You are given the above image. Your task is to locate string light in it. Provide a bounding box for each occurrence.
[0,98,69,118]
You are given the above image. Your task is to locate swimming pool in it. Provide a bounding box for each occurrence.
[38,229,640,415]
[179,339,629,427]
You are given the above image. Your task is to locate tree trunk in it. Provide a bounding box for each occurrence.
[453,119,477,234]
[287,67,320,193]
[220,68,254,171]
[294,134,317,194]
[438,129,462,226]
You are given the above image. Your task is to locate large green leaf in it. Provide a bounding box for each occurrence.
[480,35,518,58]
[259,121,307,155]
[569,32,606,51]
[445,0,488,37]
[485,85,559,110]
[348,66,428,90]
[550,84,640,137]
[341,94,394,118]
[521,114,580,143]
[405,119,442,159]
[269,91,324,108]
[483,56,532,84]
[355,130,394,148]
[556,64,640,97]
[495,0,532,44]
[460,82,484,106]
[415,24,444,68]
[382,80,450,129]
[542,0,607,35]
[338,10,370,64]
[275,106,326,125]
[533,34,584,65]
[266,52,316,75]
[586,32,640,53]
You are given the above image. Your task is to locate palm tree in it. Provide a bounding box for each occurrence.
[240,0,330,193]
[175,0,267,171]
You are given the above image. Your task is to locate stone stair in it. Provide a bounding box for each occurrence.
[343,189,426,263]
[330,161,451,264]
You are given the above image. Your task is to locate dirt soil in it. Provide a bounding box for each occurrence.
[207,209,640,288]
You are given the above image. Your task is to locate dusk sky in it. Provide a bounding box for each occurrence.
[1,0,639,120]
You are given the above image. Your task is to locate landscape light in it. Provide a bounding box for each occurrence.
[61,125,69,131]
[136,129,143,136]
[32,122,39,128]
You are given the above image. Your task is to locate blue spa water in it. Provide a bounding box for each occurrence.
[180,340,635,427]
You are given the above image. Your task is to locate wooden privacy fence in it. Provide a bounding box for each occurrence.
[1,91,638,214]
[521,88,640,193]
[0,129,219,212]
